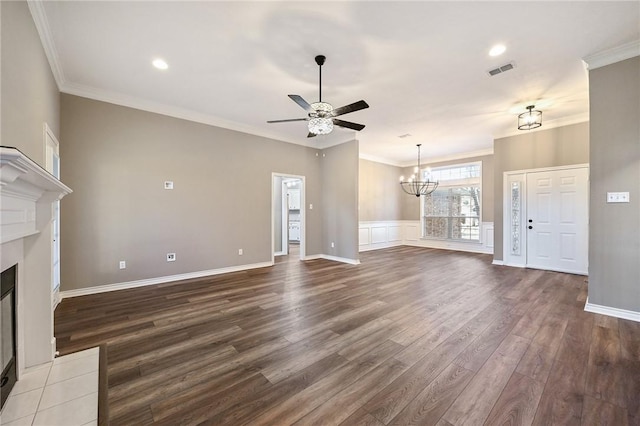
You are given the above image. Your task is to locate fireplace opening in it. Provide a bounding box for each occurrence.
[1,264,17,410]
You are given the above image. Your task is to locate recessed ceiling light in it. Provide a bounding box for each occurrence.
[152,58,168,70]
[489,44,506,57]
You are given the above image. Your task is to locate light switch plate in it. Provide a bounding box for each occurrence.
[164,181,174,190]
[607,192,630,203]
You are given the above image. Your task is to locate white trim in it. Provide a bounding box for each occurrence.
[405,238,491,254]
[61,82,355,151]
[27,1,65,90]
[491,260,504,266]
[274,251,286,257]
[584,297,640,323]
[59,261,273,299]
[398,148,494,168]
[271,173,306,262]
[303,254,360,265]
[494,115,589,140]
[358,153,404,168]
[503,163,589,177]
[583,40,640,70]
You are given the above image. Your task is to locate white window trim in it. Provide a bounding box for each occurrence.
[421,161,483,243]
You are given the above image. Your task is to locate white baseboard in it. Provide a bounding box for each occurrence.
[359,241,403,252]
[304,254,360,265]
[404,239,492,254]
[584,297,640,323]
[60,261,274,299]
[492,260,504,266]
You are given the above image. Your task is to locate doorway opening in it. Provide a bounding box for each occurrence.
[272,173,305,262]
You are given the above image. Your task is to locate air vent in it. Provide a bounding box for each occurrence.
[488,62,516,76]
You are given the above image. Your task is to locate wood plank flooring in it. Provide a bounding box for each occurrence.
[54,246,640,425]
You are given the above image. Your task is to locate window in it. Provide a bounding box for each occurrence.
[423,162,481,241]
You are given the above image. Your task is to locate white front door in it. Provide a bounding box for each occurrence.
[526,168,588,274]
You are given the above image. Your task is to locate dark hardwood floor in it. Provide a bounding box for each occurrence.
[54,246,640,425]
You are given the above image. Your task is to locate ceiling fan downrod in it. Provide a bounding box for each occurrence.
[315,55,325,103]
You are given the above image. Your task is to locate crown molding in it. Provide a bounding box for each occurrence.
[494,113,589,141]
[60,81,359,151]
[62,81,333,147]
[399,148,495,168]
[358,153,404,168]
[583,40,640,70]
[27,1,65,90]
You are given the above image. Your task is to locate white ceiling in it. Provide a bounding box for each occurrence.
[33,1,639,165]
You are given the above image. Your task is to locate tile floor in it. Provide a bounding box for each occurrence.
[0,347,99,426]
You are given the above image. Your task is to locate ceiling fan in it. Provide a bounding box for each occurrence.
[267,55,369,138]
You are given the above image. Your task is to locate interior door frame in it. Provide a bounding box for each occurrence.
[271,173,306,262]
[44,123,61,310]
[502,163,589,273]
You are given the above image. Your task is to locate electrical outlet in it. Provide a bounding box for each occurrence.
[164,181,174,190]
[238,249,243,255]
[167,253,176,262]
[331,242,335,248]
[119,260,126,269]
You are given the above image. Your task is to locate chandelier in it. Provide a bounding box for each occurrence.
[517,105,542,130]
[399,144,439,197]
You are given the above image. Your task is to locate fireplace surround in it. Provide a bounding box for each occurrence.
[0,147,71,410]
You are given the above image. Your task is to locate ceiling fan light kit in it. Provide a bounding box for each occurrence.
[308,117,333,135]
[267,55,369,137]
[517,105,542,130]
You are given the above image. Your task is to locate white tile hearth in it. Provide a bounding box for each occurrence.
[0,348,99,426]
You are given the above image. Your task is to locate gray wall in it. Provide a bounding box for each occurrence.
[322,140,359,261]
[588,56,640,313]
[1,0,59,163]
[358,159,403,221]
[493,122,589,261]
[401,154,495,222]
[1,0,61,368]
[60,94,331,290]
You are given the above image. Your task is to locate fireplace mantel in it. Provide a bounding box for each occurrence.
[1,146,73,380]
[1,146,72,244]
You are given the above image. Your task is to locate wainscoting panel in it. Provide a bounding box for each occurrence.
[371,226,387,244]
[359,220,494,255]
[388,226,403,242]
[358,228,370,246]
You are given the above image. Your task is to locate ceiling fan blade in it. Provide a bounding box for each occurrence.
[288,95,314,112]
[267,118,308,123]
[331,100,369,117]
[332,119,366,131]
[307,132,317,138]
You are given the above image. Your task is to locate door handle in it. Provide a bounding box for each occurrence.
[528,226,533,230]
